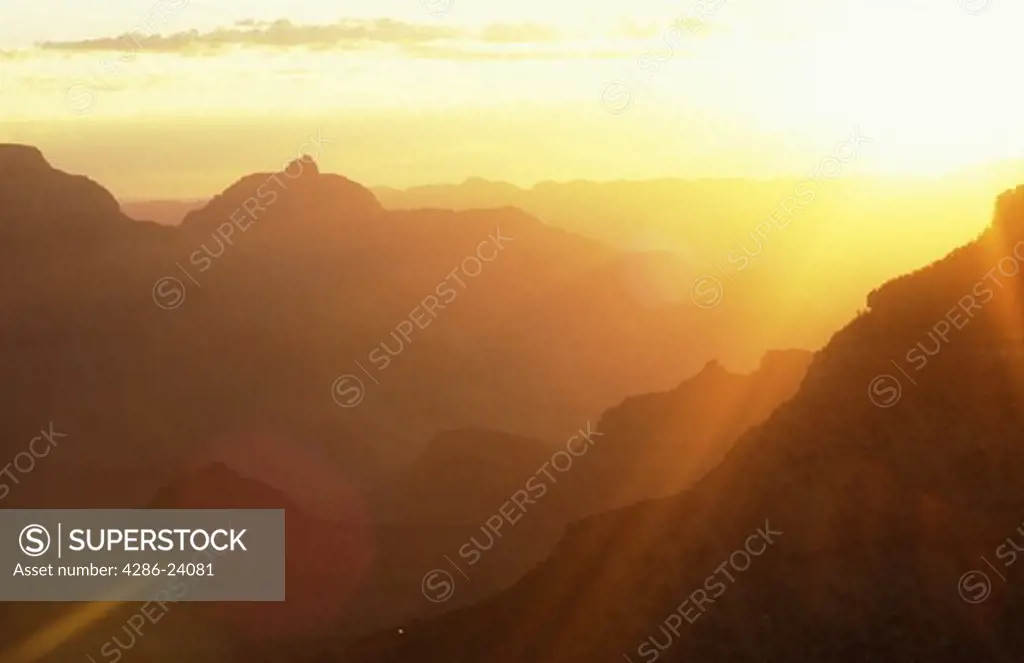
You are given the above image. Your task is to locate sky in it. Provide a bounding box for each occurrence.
[2,0,1024,197]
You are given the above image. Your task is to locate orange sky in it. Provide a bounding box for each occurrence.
[2,0,1023,196]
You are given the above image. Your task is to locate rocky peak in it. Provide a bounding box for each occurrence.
[286,155,319,179]
[0,144,51,174]
[180,156,382,233]
[0,144,127,231]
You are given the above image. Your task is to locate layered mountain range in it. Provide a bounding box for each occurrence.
[375,174,1012,369]
[7,142,1016,662]
[121,167,1017,373]
[0,144,816,661]
[0,144,745,507]
[342,187,1024,662]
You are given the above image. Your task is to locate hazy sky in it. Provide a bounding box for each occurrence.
[2,0,1024,197]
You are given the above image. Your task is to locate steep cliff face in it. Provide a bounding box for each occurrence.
[345,189,1024,662]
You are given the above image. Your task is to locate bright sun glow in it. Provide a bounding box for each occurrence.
[1,0,1022,193]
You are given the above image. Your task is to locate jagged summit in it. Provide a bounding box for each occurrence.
[180,154,382,232]
[0,144,381,235]
[287,154,319,178]
[700,357,726,374]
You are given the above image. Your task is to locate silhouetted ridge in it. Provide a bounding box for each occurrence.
[344,184,1024,662]
[145,461,375,641]
[865,185,1024,314]
[0,144,50,174]
[180,155,382,233]
[0,144,129,232]
[994,184,1024,237]
[401,429,557,524]
[758,348,815,374]
[698,358,727,377]
[288,155,320,178]
[149,462,300,510]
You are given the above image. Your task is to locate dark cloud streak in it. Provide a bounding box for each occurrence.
[36,18,568,57]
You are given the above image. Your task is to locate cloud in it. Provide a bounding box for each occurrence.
[35,19,576,57]
[404,45,642,61]
[477,22,563,44]
[0,49,37,61]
